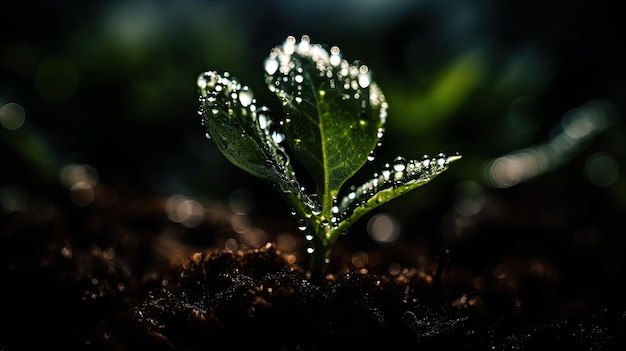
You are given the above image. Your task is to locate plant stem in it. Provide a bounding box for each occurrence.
[309,236,330,284]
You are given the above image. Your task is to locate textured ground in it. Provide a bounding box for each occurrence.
[1,196,625,350]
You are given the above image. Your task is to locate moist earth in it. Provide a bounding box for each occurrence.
[1,196,625,350]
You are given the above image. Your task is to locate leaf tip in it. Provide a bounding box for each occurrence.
[447,153,462,163]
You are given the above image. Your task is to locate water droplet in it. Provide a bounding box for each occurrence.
[392,156,407,172]
[380,163,392,181]
[271,131,285,144]
[289,208,297,217]
[297,219,308,232]
[305,194,322,215]
[437,153,448,166]
[283,35,296,55]
[351,80,359,90]
[377,128,385,139]
[205,93,217,105]
[297,35,311,53]
[197,75,208,89]
[204,132,211,140]
[197,71,218,90]
[306,243,315,254]
[258,111,269,129]
[264,58,279,75]
[238,87,253,107]
[328,46,341,66]
[367,151,376,162]
[358,65,371,88]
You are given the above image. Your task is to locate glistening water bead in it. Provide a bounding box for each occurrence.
[336,153,458,221]
[197,69,307,201]
[392,156,407,172]
[297,218,308,232]
[263,35,388,135]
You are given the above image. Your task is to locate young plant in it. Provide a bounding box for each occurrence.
[197,35,460,282]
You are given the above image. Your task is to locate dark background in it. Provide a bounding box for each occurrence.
[1,0,625,348]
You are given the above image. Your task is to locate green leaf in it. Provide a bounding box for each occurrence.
[197,71,299,195]
[334,153,462,241]
[263,35,388,207]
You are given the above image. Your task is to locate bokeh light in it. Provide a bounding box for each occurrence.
[58,163,101,207]
[484,99,617,188]
[165,194,205,228]
[367,213,401,244]
[59,163,99,189]
[0,103,26,130]
[585,152,619,187]
[452,180,485,217]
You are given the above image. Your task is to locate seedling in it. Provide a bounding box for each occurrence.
[197,35,460,282]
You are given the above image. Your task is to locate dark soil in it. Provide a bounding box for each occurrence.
[1,195,625,351]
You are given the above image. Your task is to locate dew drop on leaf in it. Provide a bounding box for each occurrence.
[258,111,269,129]
[197,71,218,90]
[264,57,279,75]
[381,164,392,181]
[271,131,285,144]
[238,87,253,107]
[358,64,371,88]
[330,46,341,66]
[367,151,376,162]
[377,128,385,139]
[306,243,315,254]
[392,156,407,172]
[297,218,308,232]
[437,153,448,166]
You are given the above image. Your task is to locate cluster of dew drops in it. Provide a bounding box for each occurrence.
[339,152,457,213]
[198,71,276,139]
[196,35,459,254]
[197,69,291,171]
[290,151,457,254]
[263,35,388,142]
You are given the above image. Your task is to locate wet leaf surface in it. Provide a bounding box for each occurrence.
[264,35,387,201]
